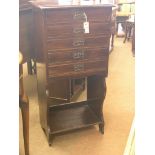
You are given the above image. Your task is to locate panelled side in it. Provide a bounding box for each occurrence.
[33,7,48,132]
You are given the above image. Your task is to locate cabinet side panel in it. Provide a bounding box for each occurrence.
[36,63,47,130]
[33,7,48,130]
[19,8,34,62]
[33,7,45,62]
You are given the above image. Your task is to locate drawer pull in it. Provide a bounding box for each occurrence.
[73,11,85,20]
[73,39,85,46]
[73,50,85,59]
[73,28,84,34]
[74,64,84,72]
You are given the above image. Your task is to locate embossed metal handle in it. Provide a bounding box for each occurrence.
[73,40,85,46]
[74,64,84,72]
[73,28,84,34]
[73,11,85,20]
[73,50,85,59]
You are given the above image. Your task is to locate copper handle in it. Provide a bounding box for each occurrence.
[73,11,85,20]
[72,50,85,59]
[74,64,84,72]
[73,28,84,34]
[73,39,85,46]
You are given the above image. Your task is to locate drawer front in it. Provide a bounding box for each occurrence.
[47,35,110,50]
[48,60,108,78]
[45,7,111,24]
[47,47,109,64]
[46,22,111,39]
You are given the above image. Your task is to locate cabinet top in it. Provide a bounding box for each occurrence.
[30,0,114,10]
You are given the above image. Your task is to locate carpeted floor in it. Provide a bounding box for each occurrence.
[19,37,135,155]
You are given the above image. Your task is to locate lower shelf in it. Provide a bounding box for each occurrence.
[49,104,102,134]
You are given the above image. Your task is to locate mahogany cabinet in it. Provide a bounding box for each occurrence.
[31,1,112,145]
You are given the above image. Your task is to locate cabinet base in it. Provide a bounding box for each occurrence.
[44,123,104,146]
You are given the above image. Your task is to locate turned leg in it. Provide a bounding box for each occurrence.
[20,95,29,155]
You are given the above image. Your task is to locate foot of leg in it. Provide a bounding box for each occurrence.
[48,134,54,147]
[99,123,104,134]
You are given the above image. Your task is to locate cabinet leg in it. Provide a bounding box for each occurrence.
[46,127,54,146]
[32,59,36,74]
[99,79,106,135]
[48,134,54,147]
[99,123,104,134]
[27,60,33,75]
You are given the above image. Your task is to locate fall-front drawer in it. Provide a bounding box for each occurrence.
[47,35,110,50]
[46,22,111,39]
[47,47,109,64]
[45,7,111,24]
[48,60,108,78]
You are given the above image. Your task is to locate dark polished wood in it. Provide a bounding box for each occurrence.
[48,59,108,78]
[87,75,107,133]
[31,1,112,145]
[19,52,29,155]
[47,47,108,64]
[47,22,111,38]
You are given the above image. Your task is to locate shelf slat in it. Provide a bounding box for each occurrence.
[49,104,102,134]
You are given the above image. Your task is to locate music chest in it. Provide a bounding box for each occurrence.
[31,1,112,145]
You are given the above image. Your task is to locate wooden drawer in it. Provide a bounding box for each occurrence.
[48,59,108,78]
[47,35,110,50]
[45,7,111,24]
[46,22,111,39]
[47,47,109,64]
